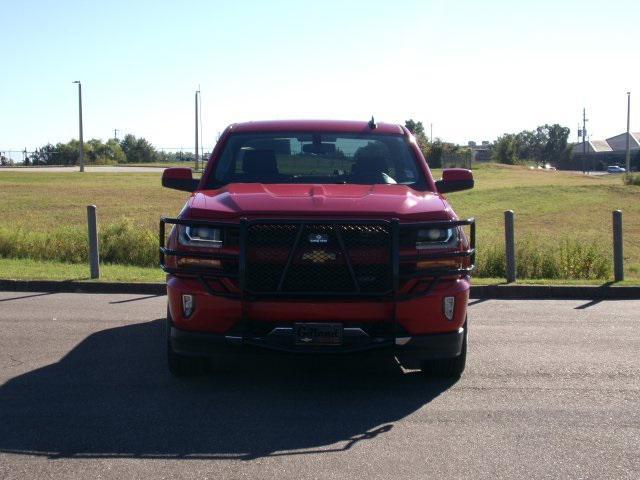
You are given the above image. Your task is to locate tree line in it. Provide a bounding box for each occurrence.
[16,122,572,167]
[23,135,199,166]
[405,119,572,167]
[491,124,571,165]
[404,119,471,168]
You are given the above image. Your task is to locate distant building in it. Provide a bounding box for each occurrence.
[605,132,640,151]
[466,141,492,162]
[566,131,640,171]
[572,140,612,154]
[572,131,640,156]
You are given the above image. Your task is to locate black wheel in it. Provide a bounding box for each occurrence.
[421,319,467,379]
[166,307,206,377]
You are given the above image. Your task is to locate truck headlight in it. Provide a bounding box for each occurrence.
[179,226,222,247]
[416,228,458,249]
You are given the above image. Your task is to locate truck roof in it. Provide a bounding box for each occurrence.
[229,119,406,135]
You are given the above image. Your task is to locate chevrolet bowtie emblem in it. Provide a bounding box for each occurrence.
[301,250,337,264]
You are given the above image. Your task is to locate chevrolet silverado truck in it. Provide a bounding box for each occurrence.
[160,119,475,377]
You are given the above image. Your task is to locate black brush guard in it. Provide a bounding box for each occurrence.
[160,217,475,300]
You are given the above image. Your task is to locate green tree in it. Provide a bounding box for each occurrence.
[426,140,443,168]
[85,138,126,164]
[54,141,79,165]
[492,134,519,165]
[0,153,13,166]
[539,124,570,165]
[494,124,571,166]
[157,150,196,163]
[104,138,126,164]
[28,144,57,165]
[120,134,158,163]
[405,119,431,164]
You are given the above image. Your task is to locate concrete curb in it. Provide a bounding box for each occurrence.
[0,280,165,295]
[470,284,640,300]
[1,279,640,299]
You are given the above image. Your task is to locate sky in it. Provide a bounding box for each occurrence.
[1,0,638,155]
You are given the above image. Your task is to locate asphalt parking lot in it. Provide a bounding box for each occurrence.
[0,292,638,479]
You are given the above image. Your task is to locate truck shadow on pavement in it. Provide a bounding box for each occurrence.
[0,319,456,460]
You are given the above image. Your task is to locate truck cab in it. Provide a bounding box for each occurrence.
[160,120,475,377]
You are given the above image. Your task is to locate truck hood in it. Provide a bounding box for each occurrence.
[185,184,453,220]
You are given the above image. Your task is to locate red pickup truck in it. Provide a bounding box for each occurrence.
[160,119,475,378]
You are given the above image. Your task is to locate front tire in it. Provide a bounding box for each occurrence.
[166,307,206,377]
[420,319,467,378]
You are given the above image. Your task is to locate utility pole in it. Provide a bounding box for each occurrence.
[626,92,631,173]
[73,81,84,172]
[430,123,433,143]
[199,86,204,162]
[582,108,588,174]
[113,128,119,140]
[195,89,200,171]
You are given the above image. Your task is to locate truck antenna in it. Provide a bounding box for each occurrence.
[368,116,377,129]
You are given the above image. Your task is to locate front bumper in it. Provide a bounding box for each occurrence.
[167,275,470,335]
[170,324,465,368]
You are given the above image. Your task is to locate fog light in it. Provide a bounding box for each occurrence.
[443,296,455,321]
[182,294,195,317]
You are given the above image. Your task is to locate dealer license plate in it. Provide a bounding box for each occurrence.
[294,323,343,346]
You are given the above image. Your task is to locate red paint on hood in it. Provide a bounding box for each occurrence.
[185,183,453,220]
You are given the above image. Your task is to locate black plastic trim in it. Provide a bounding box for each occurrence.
[170,325,464,359]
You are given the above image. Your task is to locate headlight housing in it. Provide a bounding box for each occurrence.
[416,228,458,249]
[179,225,222,248]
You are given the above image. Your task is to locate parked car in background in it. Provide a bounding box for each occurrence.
[160,119,476,378]
[607,165,626,173]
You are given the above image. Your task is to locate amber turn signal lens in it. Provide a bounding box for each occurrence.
[416,259,460,270]
[177,257,222,268]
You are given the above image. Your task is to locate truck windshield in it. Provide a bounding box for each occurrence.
[206,132,427,189]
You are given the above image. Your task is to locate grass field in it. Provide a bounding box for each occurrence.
[0,258,163,282]
[0,171,188,231]
[0,164,638,281]
[442,164,640,278]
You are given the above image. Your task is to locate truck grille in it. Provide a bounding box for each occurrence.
[246,223,392,294]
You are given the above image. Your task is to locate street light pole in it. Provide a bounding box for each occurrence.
[195,89,200,171]
[582,108,587,174]
[626,92,631,173]
[73,81,84,172]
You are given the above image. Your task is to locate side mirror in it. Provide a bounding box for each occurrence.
[435,168,474,193]
[162,168,199,192]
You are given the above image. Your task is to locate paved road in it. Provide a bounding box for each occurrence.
[0,166,167,173]
[0,293,638,479]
